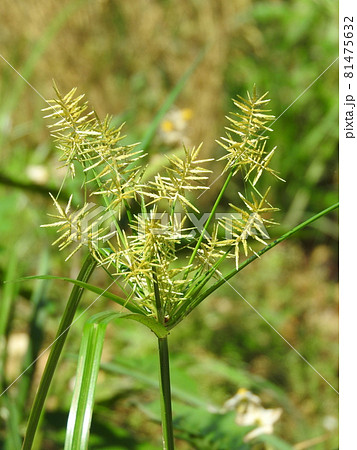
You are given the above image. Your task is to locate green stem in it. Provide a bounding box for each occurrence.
[185,170,233,277]
[22,254,97,450]
[151,267,174,449]
[158,336,175,450]
[152,266,164,323]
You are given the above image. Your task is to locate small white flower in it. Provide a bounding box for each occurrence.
[223,388,282,442]
[159,107,193,146]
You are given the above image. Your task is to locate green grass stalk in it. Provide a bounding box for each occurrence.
[158,336,175,450]
[22,254,96,450]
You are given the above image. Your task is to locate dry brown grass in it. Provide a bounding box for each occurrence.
[1,0,263,156]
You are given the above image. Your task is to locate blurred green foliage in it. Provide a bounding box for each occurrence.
[0,0,337,448]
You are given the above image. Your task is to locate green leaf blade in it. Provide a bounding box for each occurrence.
[15,274,143,315]
[65,322,107,450]
[64,311,167,449]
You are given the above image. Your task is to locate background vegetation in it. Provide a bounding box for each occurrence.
[0,0,338,448]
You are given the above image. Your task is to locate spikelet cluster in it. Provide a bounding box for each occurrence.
[43,83,143,215]
[217,86,282,185]
[219,188,279,269]
[98,211,190,318]
[42,85,282,324]
[41,193,114,261]
[144,144,212,212]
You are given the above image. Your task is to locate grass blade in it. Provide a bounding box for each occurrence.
[88,311,168,338]
[0,251,19,389]
[2,394,22,450]
[64,310,166,449]
[0,251,22,450]
[21,254,97,450]
[15,275,143,314]
[64,321,106,450]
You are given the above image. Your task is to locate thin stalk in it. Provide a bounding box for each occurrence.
[185,170,233,278]
[22,254,97,450]
[158,336,174,450]
[152,266,164,323]
[152,266,174,449]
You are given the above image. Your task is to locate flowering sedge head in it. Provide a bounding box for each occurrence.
[42,85,282,327]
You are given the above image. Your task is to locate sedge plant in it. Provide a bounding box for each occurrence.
[21,84,338,449]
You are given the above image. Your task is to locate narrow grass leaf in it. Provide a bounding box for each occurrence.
[14,275,143,314]
[0,252,21,450]
[22,254,97,450]
[2,394,22,450]
[87,311,168,338]
[0,251,19,389]
[64,311,167,449]
[65,321,106,450]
